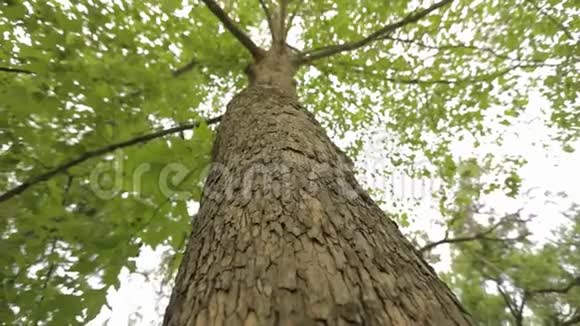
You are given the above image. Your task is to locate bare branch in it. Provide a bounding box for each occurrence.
[0,116,222,203]
[258,0,276,42]
[200,0,264,58]
[0,66,35,75]
[299,0,453,63]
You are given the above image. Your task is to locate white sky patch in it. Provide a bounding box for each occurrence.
[12,25,31,46]
[287,17,305,50]
[174,3,193,18]
[88,246,173,326]
[167,43,181,57]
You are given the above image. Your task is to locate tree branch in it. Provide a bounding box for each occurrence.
[516,292,527,326]
[0,116,222,203]
[419,210,527,253]
[172,58,199,77]
[496,283,521,324]
[528,276,580,295]
[200,0,264,58]
[0,55,209,203]
[2,57,200,78]
[0,66,35,75]
[483,270,525,326]
[299,0,453,63]
[277,0,289,46]
[419,233,528,254]
[258,0,276,42]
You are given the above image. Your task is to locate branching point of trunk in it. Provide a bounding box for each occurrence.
[245,49,299,99]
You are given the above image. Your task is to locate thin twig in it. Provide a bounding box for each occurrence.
[419,210,527,253]
[159,230,188,294]
[172,58,199,77]
[299,0,453,63]
[0,66,35,75]
[419,233,528,253]
[0,116,222,203]
[200,0,264,58]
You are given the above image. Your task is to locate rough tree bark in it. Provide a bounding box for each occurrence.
[162,43,473,325]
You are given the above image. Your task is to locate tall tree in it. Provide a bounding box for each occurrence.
[0,0,577,325]
[162,1,473,323]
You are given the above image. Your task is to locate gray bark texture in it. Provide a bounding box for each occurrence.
[163,51,473,325]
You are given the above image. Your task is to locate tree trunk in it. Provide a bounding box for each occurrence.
[163,51,472,325]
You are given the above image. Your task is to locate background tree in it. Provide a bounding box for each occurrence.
[0,0,578,325]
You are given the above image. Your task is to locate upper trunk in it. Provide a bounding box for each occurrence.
[163,52,472,325]
[245,47,299,99]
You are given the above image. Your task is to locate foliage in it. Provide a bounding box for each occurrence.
[443,204,580,325]
[0,0,578,325]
